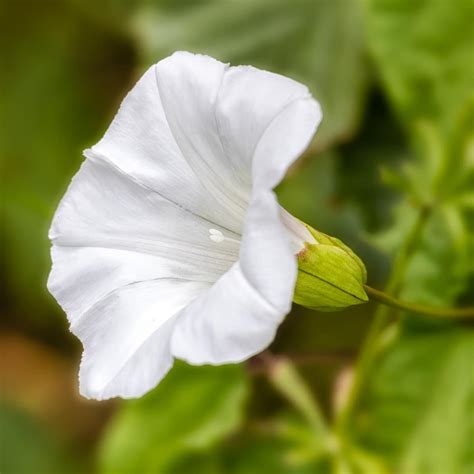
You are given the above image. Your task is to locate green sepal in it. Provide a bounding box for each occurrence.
[294,226,368,312]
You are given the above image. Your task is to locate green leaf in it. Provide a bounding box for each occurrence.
[99,363,249,474]
[267,359,328,442]
[130,0,368,150]
[366,0,474,129]
[352,327,474,474]
[221,433,328,474]
[161,414,332,474]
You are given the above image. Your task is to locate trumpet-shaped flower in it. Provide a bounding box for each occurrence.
[48,52,322,400]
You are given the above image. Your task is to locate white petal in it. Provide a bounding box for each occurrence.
[171,191,304,365]
[90,53,246,234]
[171,261,283,364]
[50,157,239,283]
[241,97,321,306]
[87,52,321,232]
[155,52,249,220]
[215,64,318,185]
[49,51,323,392]
[76,279,206,400]
[171,71,321,364]
[48,245,211,325]
[280,207,317,253]
[250,94,321,189]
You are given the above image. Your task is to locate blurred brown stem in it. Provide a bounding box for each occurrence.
[247,350,353,375]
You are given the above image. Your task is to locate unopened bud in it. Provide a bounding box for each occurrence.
[294,225,368,311]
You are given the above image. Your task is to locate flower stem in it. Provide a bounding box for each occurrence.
[363,284,474,318]
[336,206,430,432]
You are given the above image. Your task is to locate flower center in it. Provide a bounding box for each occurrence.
[208,228,240,244]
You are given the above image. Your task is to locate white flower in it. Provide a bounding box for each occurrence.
[48,52,322,400]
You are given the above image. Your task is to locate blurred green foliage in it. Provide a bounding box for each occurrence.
[100,363,248,473]
[1,0,135,338]
[0,406,82,474]
[130,0,368,151]
[1,0,473,473]
[353,327,474,474]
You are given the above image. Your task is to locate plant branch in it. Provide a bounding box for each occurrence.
[336,206,430,432]
[364,285,474,318]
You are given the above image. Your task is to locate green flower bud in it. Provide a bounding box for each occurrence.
[294,225,368,311]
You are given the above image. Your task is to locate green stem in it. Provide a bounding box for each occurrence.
[385,205,431,294]
[336,206,430,432]
[364,285,474,319]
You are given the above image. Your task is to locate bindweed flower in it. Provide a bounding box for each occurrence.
[48,52,365,401]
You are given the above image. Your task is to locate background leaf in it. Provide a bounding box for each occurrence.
[167,415,332,474]
[99,363,249,473]
[130,0,369,151]
[366,0,474,129]
[352,327,474,474]
[0,405,83,474]
[339,3,474,473]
